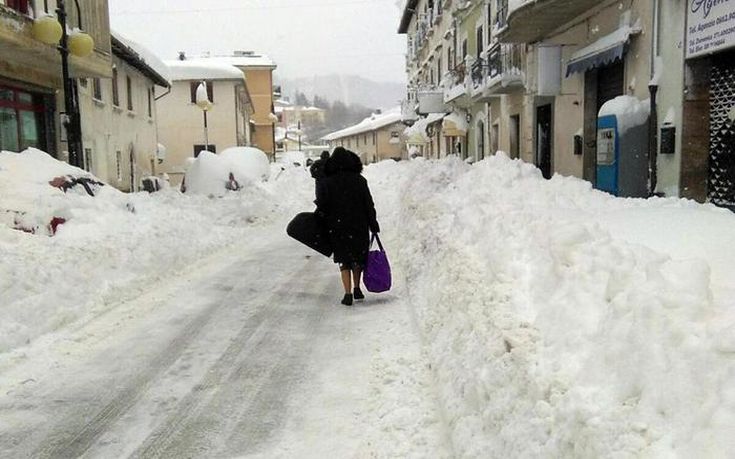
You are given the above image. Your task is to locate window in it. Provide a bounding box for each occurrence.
[147,87,152,118]
[126,76,133,111]
[462,39,468,61]
[194,144,216,156]
[373,132,377,145]
[437,57,442,82]
[112,69,119,106]
[92,79,102,100]
[364,134,368,145]
[0,86,46,152]
[190,81,214,104]
[4,0,30,14]
[116,150,122,181]
[79,78,88,88]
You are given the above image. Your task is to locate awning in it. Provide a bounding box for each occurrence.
[442,112,468,137]
[566,25,640,77]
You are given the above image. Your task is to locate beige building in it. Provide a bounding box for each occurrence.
[399,0,667,198]
[1,0,112,156]
[204,52,277,157]
[156,57,254,185]
[498,0,654,185]
[77,33,169,191]
[323,108,406,163]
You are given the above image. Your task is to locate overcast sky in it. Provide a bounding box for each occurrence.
[108,0,407,84]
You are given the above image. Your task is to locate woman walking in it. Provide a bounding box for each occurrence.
[316,147,380,305]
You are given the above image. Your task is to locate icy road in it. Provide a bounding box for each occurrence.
[0,229,449,458]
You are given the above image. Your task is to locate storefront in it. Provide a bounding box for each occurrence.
[0,82,54,154]
[681,0,735,209]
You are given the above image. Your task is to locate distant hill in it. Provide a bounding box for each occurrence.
[278,74,406,111]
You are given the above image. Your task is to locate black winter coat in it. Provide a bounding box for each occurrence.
[316,171,379,265]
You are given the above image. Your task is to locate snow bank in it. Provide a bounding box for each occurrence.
[184,147,270,196]
[365,156,735,458]
[279,150,306,167]
[0,148,314,354]
[220,146,270,183]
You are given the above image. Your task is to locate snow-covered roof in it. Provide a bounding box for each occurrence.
[322,107,403,141]
[205,52,277,69]
[164,59,245,81]
[111,31,170,87]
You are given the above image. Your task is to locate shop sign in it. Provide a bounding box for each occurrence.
[687,0,735,58]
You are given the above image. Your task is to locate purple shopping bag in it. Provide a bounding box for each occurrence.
[364,233,391,293]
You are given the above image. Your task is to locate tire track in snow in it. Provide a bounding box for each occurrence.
[29,249,286,459]
[130,262,332,458]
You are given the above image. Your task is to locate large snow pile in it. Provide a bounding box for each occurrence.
[0,148,313,354]
[183,147,270,196]
[599,95,650,134]
[365,155,735,458]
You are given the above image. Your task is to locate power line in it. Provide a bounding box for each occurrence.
[112,0,393,15]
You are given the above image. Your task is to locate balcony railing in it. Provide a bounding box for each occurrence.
[470,44,524,95]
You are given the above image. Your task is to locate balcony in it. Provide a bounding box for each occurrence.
[470,44,525,99]
[443,62,470,106]
[498,0,599,43]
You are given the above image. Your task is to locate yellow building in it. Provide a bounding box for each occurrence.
[156,56,254,186]
[0,0,112,156]
[205,52,278,158]
[323,107,406,163]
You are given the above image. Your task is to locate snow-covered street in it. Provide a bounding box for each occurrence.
[3,149,735,457]
[0,225,447,458]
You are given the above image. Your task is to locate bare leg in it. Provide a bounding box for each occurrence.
[352,268,362,290]
[340,268,352,294]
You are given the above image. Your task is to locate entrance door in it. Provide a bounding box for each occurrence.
[583,61,625,183]
[708,50,735,209]
[509,114,520,159]
[536,104,552,179]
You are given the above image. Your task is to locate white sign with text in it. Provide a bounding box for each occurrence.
[686,0,735,58]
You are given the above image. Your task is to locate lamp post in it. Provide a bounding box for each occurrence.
[195,81,213,151]
[297,120,302,151]
[32,0,94,168]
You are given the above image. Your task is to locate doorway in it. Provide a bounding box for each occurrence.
[509,114,520,159]
[536,104,552,179]
[583,60,625,183]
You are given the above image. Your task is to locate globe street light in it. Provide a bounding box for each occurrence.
[32,0,95,169]
[195,81,213,152]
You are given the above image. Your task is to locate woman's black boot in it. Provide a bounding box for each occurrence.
[353,287,364,300]
[341,293,353,306]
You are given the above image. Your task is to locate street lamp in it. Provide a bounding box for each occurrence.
[195,81,213,151]
[32,0,95,169]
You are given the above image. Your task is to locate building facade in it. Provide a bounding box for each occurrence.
[323,108,406,163]
[1,0,112,157]
[76,33,170,191]
[156,57,254,185]
[204,52,278,157]
[400,0,735,208]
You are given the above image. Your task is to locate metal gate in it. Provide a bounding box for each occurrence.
[708,51,735,209]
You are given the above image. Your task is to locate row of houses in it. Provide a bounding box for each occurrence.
[398,0,735,208]
[322,107,407,163]
[1,0,277,191]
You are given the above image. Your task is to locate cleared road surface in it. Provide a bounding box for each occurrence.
[0,229,449,458]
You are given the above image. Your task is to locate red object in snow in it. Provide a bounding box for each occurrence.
[49,217,66,235]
